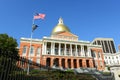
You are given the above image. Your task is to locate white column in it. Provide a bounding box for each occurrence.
[44,42,47,54]
[83,46,85,56]
[53,43,55,55]
[70,44,72,56]
[64,43,66,56]
[42,42,44,55]
[96,41,98,45]
[76,44,78,56]
[59,43,61,55]
[81,45,85,57]
[86,46,88,57]
[87,47,91,57]
[89,48,91,57]
[79,46,81,56]
[80,45,82,56]
[46,42,47,54]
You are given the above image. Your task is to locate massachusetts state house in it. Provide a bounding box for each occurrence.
[19,18,105,71]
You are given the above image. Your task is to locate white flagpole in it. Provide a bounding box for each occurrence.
[27,14,35,75]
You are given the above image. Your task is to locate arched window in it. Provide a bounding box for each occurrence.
[36,47,41,55]
[98,52,101,58]
[30,46,34,54]
[22,46,27,55]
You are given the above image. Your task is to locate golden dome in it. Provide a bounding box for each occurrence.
[51,18,70,35]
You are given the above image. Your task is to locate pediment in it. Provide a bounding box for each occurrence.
[56,31,78,37]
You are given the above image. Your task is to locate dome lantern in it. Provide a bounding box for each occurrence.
[58,17,64,24]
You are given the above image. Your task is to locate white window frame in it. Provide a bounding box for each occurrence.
[36,47,41,56]
[30,46,34,56]
[22,46,27,56]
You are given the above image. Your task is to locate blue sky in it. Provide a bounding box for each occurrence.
[0,0,120,51]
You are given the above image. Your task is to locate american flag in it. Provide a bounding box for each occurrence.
[34,13,46,19]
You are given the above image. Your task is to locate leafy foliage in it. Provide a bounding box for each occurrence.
[0,34,20,79]
[0,34,19,58]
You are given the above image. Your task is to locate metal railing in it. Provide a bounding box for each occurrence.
[0,53,41,80]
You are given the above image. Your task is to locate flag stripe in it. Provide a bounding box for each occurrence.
[34,13,45,19]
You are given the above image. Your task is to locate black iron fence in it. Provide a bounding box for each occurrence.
[0,52,115,80]
[0,53,41,80]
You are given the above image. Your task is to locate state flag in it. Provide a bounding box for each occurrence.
[32,24,38,32]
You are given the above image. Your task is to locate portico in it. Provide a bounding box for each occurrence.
[42,41,91,57]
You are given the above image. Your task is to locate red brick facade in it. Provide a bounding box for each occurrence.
[19,40,105,71]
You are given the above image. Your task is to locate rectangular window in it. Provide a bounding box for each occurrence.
[30,46,34,54]
[22,46,27,55]
[37,48,40,54]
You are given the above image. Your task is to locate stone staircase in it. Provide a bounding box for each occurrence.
[74,68,115,80]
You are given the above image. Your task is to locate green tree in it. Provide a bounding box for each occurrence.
[0,34,19,58]
[0,34,19,79]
